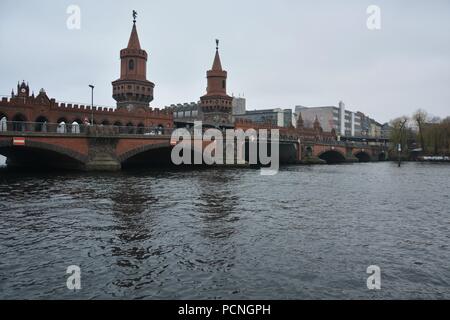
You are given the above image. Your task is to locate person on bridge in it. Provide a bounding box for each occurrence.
[0,117,6,132]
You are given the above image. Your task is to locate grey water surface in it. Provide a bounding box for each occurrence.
[0,162,449,299]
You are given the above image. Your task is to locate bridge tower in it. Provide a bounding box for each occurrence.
[199,40,233,128]
[112,12,155,111]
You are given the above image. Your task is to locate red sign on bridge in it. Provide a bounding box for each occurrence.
[13,137,25,146]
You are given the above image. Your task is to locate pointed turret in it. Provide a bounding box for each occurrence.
[297,113,304,128]
[17,80,30,97]
[212,41,223,71]
[127,23,142,50]
[313,115,322,131]
[112,11,154,111]
[200,39,233,127]
[204,40,228,97]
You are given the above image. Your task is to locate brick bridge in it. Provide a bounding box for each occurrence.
[0,120,387,171]
[0,127,172,170]
[302,142,387,164]
[0,85,387,171]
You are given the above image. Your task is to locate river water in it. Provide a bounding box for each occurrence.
[0,162,449,299]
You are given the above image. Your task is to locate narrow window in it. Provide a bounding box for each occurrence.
[129,59,135,70]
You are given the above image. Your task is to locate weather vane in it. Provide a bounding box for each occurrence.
[133,10,137,24]
[216,39,219,50]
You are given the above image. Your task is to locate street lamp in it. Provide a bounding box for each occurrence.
[89,85,94,125]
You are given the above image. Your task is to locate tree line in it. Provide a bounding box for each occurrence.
[389,109,450,159]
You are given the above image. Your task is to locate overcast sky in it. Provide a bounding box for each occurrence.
[0,0,449,123]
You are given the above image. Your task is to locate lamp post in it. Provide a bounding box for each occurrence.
[89,85,94,125]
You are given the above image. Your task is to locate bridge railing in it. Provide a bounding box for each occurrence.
[0,121,386,148]
[0,121,175,136]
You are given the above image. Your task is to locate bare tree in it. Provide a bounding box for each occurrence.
[413,109,428,154]
[390,116,409,163]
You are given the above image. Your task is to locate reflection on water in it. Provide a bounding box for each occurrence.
[0,163,449,299]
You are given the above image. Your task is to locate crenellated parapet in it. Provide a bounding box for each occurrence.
[0,82,173,128]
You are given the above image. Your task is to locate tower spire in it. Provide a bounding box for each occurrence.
[127,19,141,49]
[212,39,223,71]
[112,12,154,111]
[199,39,233,127]
[297,112,304,128]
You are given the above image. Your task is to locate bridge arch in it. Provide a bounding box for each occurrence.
[318,149,346,164]
[354,151,371,162]
[0,139,88,170]
[119,142,172,168]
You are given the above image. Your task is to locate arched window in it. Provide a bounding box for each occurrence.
[72,119,84,133]
[129,59,135,70]
[157,124,164,135]
[0,115,7,132]
[126,122,135,134]
[12,114,27,132]
[222,80,226,89]
[35,116,49,132]
[71,121,80,134]
[113,121,123,134]
[137,123,145,134]
[57,121,66,134]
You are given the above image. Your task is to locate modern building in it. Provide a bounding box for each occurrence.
[232,97,246,116]
[295,101,364,137]
[167,102,200,122]
[381,123,392,138]
[166,96,245,125]
[369,119,382,138]
[235,108,293,127]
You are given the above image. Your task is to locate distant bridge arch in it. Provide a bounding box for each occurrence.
[318,149,346,164]
[118,141,172,167]
[354,151,371,162]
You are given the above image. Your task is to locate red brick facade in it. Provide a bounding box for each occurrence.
[0,85,172,129]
